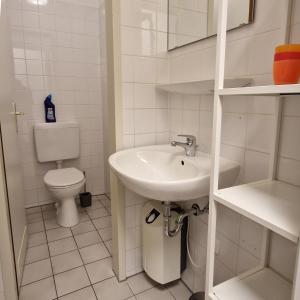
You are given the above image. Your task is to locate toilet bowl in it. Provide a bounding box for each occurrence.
[34,122,84,227]
[44,167,85,227]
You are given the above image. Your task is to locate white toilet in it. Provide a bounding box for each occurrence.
[34,122,85,227]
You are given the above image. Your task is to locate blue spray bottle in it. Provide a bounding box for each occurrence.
[44,94,56,123]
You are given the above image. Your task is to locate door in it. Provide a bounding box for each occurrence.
[0,0,27,293]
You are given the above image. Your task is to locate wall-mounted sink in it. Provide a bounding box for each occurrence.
[109,145,240,201]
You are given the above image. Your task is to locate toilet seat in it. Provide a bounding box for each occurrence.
[44,167,85,188]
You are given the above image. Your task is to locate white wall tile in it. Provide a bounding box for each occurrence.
[134,109,156,134]
[134,84,156,109]
[246,114,273,153]
[7,0,106,207]
[280,117,300,160]
[239,217,264,258]
[221,113,246,148]
[278,157,300,187]
[244,150,269,183]
[269,233,297,281]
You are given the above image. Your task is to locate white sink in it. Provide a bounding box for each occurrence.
[109,145,240,202]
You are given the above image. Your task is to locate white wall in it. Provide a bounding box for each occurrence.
[5,0,106,207]
[119,0,169,276]
[0,266,4,300]
[119,0,300,293]
[208,0,252,36]
[120,0,169,150]
[168,0,300,292]
[99,0,110,195]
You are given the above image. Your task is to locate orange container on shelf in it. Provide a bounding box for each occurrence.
[273,44,300,85]
[275,44,300,53]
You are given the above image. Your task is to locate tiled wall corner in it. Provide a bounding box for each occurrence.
[124,189,147,277]
[5,0,106,207]
[120,0,170,150]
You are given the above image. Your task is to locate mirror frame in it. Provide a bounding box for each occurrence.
[167,0,256,51]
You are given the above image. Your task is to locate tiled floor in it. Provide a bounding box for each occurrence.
[21,195,192,300]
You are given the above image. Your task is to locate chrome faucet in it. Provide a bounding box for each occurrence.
[171,134,197,157]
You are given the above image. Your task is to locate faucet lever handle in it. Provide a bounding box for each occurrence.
[177,134,196,144]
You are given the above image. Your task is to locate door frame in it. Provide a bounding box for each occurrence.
[0,127,19,300]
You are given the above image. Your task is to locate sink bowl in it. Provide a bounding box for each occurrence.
[109,145,240,202]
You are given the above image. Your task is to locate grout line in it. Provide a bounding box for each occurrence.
[81,200,114,299]
[24,198,114,298]
[20,275,54,288]
[41,204,58,299]
[53,285,96,300]
[71,205,101,300]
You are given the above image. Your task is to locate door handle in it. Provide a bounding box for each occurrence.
[9,111,25,116]
[9,103,24,133]
[9,111,24,116]
[9,102,24,116]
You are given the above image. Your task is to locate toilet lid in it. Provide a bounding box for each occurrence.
[44,168,84,187]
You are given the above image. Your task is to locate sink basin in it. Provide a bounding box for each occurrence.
[109,145,240,201]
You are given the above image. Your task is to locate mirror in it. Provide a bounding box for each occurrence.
[168,0,255,50]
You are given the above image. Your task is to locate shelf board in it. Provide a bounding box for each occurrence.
[213,268,292,300]
[214,180,300,243]
[219,83,300,96]
[157,78,251,95]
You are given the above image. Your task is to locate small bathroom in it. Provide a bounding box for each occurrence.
[0,0,299,299]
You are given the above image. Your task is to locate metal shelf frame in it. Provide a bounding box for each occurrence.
[204,0,300,299]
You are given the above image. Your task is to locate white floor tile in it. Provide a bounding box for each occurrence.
[28,232,47,248]
[74,231,102,248]
[22,197,193,300]
[46,227,72,242]
[22,259,52,286]
[79,243,110,264]
[92,216,111,229]
[98,227,112,241]
[48,237,77,257]
[71,220,95,236]
[104,240,112,255]
[85,257,114,284]
[168,280,192,300]
[27,212,43,224]
[58,286,97,300]
[136,286,174,300]
[51,250,83,274]
[127,272,156,295]
[43,210,57,220]
[85,200,103,211]
[87,207,108,219]
[42,204,55,212]
[25,244,49,264]
[44,218,60,230]
[93,277,133,300]
[26,207,42,215]
[54,266,90,297]
[19,277,56,300]
[79,212,90,222]
[28,221,45,234]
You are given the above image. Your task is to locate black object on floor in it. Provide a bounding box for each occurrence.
[80,192,92,207]
[189,292,205,300]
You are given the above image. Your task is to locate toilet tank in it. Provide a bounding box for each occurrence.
[34,122,80,163]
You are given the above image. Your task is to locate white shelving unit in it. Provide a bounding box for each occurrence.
[214,180,300,243]
[205,0,300,299]
[219,84,300,96]
[157,78,251,95]
[213,268,292,300]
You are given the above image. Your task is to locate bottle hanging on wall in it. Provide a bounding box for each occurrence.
[44,94,56,123]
